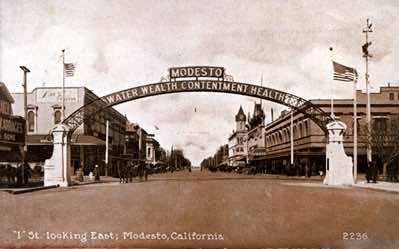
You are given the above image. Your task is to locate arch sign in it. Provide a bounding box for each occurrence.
[44,66,354,187]
[64,66,332,134]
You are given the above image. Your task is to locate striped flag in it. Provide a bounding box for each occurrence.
[333,61,357,82]
[64,63,76,77]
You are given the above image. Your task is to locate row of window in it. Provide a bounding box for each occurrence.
[27,109,124,136]
[27,110,61,132]
[237,136,244,145]
[233,147,244,153]
[266,120,309,146]
[389,92,399,101]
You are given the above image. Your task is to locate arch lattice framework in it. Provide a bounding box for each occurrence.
[62,80,333,134]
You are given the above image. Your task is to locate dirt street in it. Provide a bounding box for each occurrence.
[1,170,398,249]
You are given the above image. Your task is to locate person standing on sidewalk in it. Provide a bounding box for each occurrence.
[144,164,149,181]
[94,165,100,181]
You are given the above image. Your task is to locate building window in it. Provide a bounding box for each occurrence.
[54,110,61,124]
[304,120,308,137]
[147,147,151,158]
[299,123,303,138]
[28,111,35,132]
[389,93,394,101]
[0,100,10,114]
[373,118,387,132]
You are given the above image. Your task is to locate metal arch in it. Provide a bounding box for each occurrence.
[62,80,333,134]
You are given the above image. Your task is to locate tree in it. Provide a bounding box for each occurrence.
[359,115,399,180]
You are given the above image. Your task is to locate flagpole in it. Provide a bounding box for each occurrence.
[329,47,335,119]
[353,78,358,183]
[62,49,65,122]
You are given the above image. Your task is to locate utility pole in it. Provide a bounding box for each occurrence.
[105,120,109,176]
[362,18,373,166]
[290,109,294,167]
[20,66,30,185]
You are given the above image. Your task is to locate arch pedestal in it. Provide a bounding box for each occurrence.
[44,124,72,187]
[323,121,354,186]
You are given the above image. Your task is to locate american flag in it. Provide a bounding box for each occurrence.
[333,61,357,82]
[64,63,76,77]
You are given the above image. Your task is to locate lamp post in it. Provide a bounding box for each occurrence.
[20,66,30,185]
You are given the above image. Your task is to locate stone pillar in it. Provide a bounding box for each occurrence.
[44,124,72,187]
[323,121,354,185]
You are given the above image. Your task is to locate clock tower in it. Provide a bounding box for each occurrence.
[235,106,246,131]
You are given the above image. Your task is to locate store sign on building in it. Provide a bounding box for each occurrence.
[169,66,225,79]
[0,113,25,144]
[37,88,79,103]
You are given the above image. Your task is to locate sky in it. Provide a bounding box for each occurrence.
[1,0,399,165]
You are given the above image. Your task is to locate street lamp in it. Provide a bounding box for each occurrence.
[20,66,30,185]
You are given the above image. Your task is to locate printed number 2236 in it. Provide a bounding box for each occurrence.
[342,232,368,240]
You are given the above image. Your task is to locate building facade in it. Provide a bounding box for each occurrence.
[261,84,399,176]
[12,87,127,175]
[213,84,399,177]
[0,82,25,162]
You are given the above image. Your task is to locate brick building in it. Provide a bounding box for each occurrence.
[12,86,127,175]
[261,84,399,176]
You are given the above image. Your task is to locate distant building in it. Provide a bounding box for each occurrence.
[145,134,158,165]
[125,122,166,168]
[247,103,267,168]
[125,122,145,165]
[228,103,266,168]
[12,86,127,175]
[0,82,25,162]
[170,148,191,170]
[228,106,248,167]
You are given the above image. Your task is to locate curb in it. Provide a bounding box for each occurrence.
[71,180,119,186]
[6,185,59,195]
[352,185,399,194]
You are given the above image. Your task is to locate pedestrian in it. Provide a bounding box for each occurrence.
[319,169,324,178]
[16,164,22,186]
[144,164,149,181]
[128,163,133,183]
[138,164,143,181]
[22,162,31,185]
[372,161,378,183]
[94,165,100,181]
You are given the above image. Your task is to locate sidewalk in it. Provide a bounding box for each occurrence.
[353,180,399,193]
[71,175,121,186]
[283,179,399,194]
[1,175,121,194]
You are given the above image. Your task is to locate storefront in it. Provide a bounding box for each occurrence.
[0,82,25,163]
